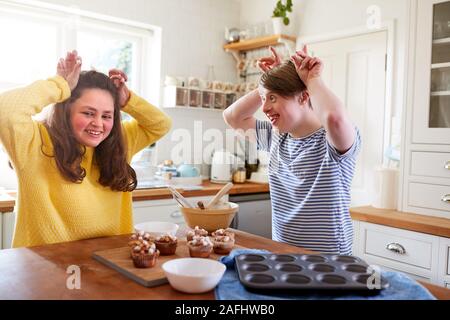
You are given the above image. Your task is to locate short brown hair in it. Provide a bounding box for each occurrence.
[260,60,307,97]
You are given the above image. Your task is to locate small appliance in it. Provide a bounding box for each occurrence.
[210,150,238,184]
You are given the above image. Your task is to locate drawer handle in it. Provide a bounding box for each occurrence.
[386,243,406,255]
[170,210,182,218]
[442,195,450,203]
[446,161,450,170]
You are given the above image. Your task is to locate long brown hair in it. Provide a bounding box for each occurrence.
[44,70,137,192]
[260,60,307,98]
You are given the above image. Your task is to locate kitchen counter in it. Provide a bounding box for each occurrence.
[0,181,270,213]
[0,229,448,300]
[350,206,450,238]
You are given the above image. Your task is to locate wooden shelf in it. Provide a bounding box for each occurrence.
[223,34,296,52]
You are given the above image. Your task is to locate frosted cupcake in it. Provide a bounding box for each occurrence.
[130,240,159,268]
[187,235,213,258]
[186,226,209,241]
[154,234,178,256]
[212,235,235,255]
[211,228,235,240]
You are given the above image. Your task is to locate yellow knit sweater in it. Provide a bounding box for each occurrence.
[0,76,172,248]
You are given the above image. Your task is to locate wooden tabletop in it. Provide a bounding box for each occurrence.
[0,181,270,213]
[0,230,448,300]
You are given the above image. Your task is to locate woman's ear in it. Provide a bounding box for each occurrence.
[297,91,310,107]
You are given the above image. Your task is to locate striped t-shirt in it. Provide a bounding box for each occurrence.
[256,120,361,255]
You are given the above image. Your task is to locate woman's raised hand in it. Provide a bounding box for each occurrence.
[109,69,130,108]
[57,50,82,91]
[258,46,282,73]
[291,45,324,86]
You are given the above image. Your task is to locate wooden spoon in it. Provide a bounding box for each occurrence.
[205,182,234,209]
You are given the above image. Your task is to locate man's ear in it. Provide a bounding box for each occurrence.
[297,91,310,106]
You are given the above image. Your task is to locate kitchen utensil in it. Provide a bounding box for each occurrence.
[162,258,226,293]
[134,221,179,238]
[180,202,238,232]
[235,253,389,292]
[197,201,206,210]
[167,186,193,208]
[171,194,188,208]
[206,182,233,209]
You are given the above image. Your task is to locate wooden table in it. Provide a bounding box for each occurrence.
[0,230,448,300]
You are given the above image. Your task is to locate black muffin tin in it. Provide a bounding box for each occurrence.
[235,254,389,292]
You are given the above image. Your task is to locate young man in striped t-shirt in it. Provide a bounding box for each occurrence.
[223,47,361,255]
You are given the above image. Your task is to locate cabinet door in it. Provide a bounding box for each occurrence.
[412,0,450,144]
[438,236,450,287]
[133,200,184,226]
[1,211,15,249]
[0,213,2,250]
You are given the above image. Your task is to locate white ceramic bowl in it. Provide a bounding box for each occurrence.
[162,258,226,294]
[134,221,179,238]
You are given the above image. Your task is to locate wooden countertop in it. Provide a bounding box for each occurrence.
[0,229,448,300]
[0,181,269,213]
[132,181,269,201]
[350,206,450,238]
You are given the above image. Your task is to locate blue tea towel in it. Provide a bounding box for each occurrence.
[214,249,436,300]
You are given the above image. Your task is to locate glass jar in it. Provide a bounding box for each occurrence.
[233,167,247,184]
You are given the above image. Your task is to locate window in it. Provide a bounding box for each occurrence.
[0,0,160,188]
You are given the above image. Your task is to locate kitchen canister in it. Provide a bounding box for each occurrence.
[371,167,399,209]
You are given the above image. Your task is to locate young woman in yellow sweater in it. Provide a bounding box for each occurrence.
[0,51,172,247]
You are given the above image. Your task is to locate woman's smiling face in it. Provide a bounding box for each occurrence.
[70,88,115,147]
[259,85,304,132]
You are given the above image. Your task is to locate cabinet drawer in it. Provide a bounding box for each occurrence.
[411,152,450,179]
[133,205,184,225]
[362,223,436,270]
[408,182,450,212]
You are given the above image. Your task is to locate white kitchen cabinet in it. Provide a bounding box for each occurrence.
[411,0,450,144]
[132,195,219,227]
[438,236,450,287]
[0,213,2,249]
[353,221,440,284]
[352,220,360,256]
[402,0,450,218]
[1,211,15,250]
